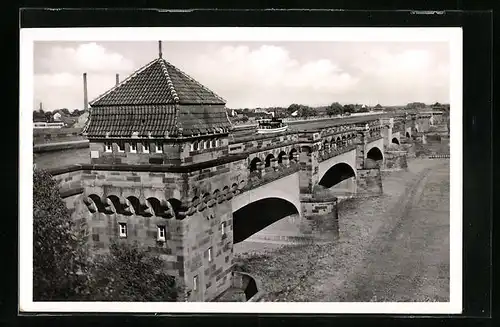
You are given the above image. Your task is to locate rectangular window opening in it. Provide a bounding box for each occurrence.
[157,225,166,241]
[117,141,125,153]
[118,223,127,238]
[156,142,163,153]
[105,142,112,152]
[193,275,198,291]
[208,247,213,262]
[130,142,137,153]
[143,142,150,153]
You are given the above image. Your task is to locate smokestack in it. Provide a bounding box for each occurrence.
[83,73,88,111]
[115,73,119,86]
[39,102,43,111]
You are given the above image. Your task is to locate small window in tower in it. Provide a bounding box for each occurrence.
[104,142,112,153]
[156,142,163,153]
[130,142,137,153]
[143,142,150,153]
[118,223,127,238]
[117,141,125,153]
[193,275,198,291]
[157,225,166,241]
[207,247,213,262]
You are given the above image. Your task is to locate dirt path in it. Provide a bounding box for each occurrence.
[235,159,450,302]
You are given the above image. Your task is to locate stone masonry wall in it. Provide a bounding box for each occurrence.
[384,150,408,171]
[300,199,339,240]
[356,168,383,196]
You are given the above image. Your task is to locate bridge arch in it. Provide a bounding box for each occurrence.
[289,148,298,161]
[392,137,400,145]
[366,147,383,161]
[318,162,357,189]
[232,197,300,244]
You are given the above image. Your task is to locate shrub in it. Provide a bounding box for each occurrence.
[86,241,182,302]
[33,169,89,301]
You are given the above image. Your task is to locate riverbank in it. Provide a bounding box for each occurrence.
[234,158,450,302]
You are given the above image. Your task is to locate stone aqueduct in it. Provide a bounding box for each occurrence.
[47,112,441,302]
[41,43,448,302]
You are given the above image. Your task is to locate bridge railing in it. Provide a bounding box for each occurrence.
[240,162,301,193]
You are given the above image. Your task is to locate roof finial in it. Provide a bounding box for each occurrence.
[158,40,162,59]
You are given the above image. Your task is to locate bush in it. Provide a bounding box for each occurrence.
[86,241,182,302]
[33,169,89,301]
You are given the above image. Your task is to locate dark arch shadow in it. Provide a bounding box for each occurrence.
[391,137,400,145]
[277,151,287,163]
[289,148,297,160]
[249,157,261,172]
[406,132,411,138]
[265,154,275,167]
[233,197,299,244]
[318,163,356,188]
[367,147,383,161]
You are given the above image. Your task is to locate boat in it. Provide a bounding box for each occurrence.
[256,117,288,134]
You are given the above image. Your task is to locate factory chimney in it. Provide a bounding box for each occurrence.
[83,73,89,111]
[116,73,120,86]
[39,102,43,111]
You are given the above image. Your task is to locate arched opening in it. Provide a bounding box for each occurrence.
[104,195,122,214]
[249,157,261,172]
[392,138,400,145]
[147,197,163,216]
[367,147,383,161]
[168,198,183,219]
[233,197,299,244]
[318,163,356,189]
[126,196,142,215]
[336,137,341,148]
[192,141,198,151]
[406,132,411,138]
[366,147,384,168]
[264,154,275,168]
[88,194,105,212]
[289,148,297,161]
[342,135,347,147]
[277,151,287,164]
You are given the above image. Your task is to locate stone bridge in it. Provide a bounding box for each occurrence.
[46,111,445,302]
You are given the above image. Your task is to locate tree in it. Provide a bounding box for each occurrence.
[287,103,301,116]
[33,169,89,301]
[343,104,355,114]
[87,241,182,302]
[327,102,343,117]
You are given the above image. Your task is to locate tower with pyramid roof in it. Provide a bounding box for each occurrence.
[79,42,248,301]
[84,41,233,166]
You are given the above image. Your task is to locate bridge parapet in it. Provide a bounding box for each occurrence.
[318,144,357,163]
[240,162,301,194]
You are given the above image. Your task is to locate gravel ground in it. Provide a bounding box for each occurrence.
[235,158,450,302]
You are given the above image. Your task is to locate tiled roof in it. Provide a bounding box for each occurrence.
[90,58,226,106]
[84,56,232,138]
[84,104,232,138]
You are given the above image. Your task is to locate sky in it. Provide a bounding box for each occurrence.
[33,41,450,111]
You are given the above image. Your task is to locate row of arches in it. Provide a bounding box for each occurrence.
[83,180,249,219]
[190,138,220,151]
[249,148,298,172]
[83,195,183,219]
